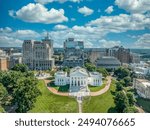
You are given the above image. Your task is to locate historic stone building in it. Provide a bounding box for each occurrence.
[9,53,22,69]
[0,57,8,71]
[133,78,150,99]
[85,48,106,64]
[55,66,103,96]
[63,38,84,67]
[22,35,54,70]
[106,46,132,64]
[0,49,9,71]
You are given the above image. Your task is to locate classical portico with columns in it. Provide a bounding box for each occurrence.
[54,66,103,96]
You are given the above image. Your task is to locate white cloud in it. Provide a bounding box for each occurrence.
[34,0,81,4]
[15,30,40,39]
[0,27,42,47]
[0,27,12,33]
[72,25,95,33]
[78,6,94,16]
[135,33,150,48]
[99,39,121,48]
[105,6,114,14]
[0,35,23,47]
[115,0,150,13]
[88,13,150,33]
[9,3,68,24]
[54,25,68,30]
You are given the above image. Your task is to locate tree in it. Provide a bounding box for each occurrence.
[123,76,131,87]
[116,82,123,91]
[96,67,109,77]
[126,92,136,106]
[0,71,23,92]
[0,69,40,113]
[13,77,41,113]
[114,67,130,79]
[85,63,96,72]
[114,91,129,112]
[0,83,8,106]
[123,106,138,113]
[62,67,70,73]
[11,64,28,72]
[0,83,12,107]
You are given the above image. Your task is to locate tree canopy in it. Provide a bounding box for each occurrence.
[96,67,109,77]
[0,83,8,106]
[116,82,124,91]
[114,67,130,79]
[13,77,41,112]
[11,64,28,72]
[85,63,96,72]
[114,91,129,113]
[0,64,40,113]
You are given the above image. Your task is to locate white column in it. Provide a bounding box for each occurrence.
[77,77,78,86]
[70,77,71,87]
[75,77,78,86]
[74,77,75,86]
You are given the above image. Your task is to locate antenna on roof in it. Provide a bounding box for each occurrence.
[45,31,49,39]
[45,31,52,40]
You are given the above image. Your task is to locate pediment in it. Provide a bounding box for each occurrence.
[70,71,88,77]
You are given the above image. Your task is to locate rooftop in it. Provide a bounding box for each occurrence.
[97,56,121,65]
[55,71,67,76]
[70,66,88,76]
[136,79,150,88]
[89,72,101,77]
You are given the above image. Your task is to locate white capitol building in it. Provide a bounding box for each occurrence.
[55,67,103,96]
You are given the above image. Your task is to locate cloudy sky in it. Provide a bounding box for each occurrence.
[0,0,150,48]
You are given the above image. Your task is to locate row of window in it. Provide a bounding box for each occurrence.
[71,77,86,80]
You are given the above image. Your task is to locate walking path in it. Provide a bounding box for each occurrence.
[77,95,83,113]
[135,105,145,113]
[44,79,69,96]
[90,76,112,96]
[78,103,82,113]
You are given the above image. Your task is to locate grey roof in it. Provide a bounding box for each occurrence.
[65,56,83,60]
[96,56,121,65]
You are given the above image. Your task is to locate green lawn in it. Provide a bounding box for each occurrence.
[48,81,69,92]
[58,85,70,92]
[136,98,150,112]
[30,80,78,113]
[88,79,107,92]
[83,80,117,113]
[48,81,59,90]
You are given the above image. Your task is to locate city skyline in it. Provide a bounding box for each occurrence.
[0,0,150,48]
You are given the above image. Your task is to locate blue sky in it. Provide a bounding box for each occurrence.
[0,0,150,48]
